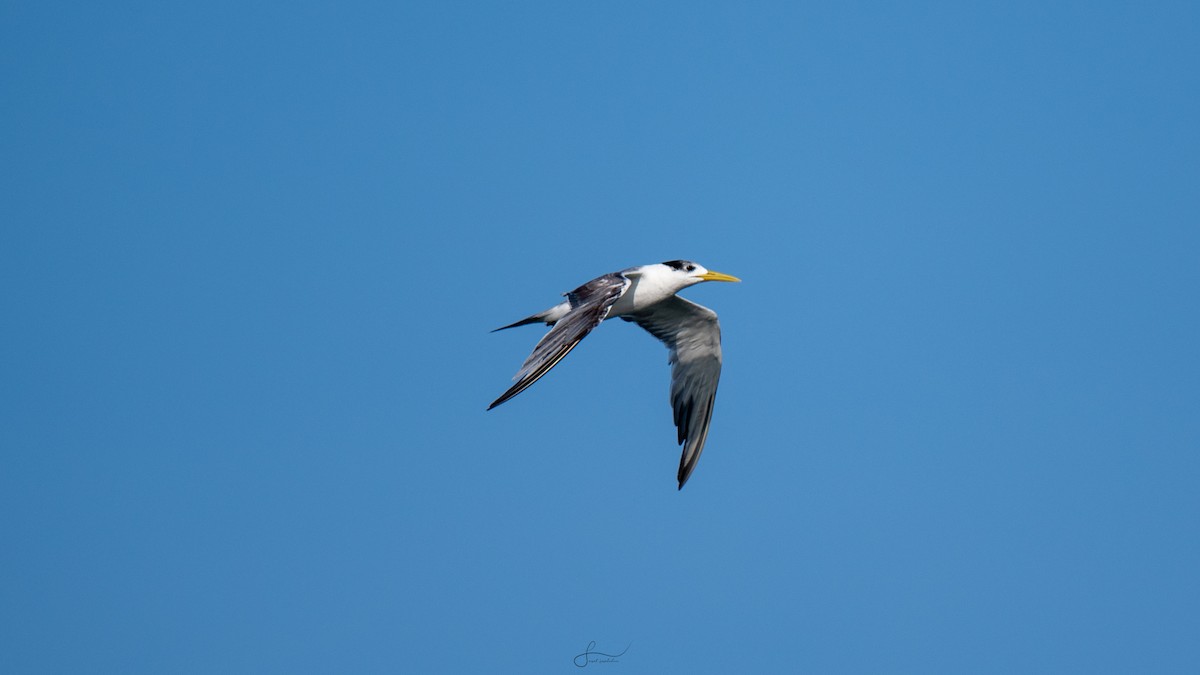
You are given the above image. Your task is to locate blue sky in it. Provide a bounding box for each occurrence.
[3,2,1198,672]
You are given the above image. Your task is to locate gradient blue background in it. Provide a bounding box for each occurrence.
[3,2,1198,672]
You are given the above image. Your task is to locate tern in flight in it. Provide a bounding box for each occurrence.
[488,260,740,489]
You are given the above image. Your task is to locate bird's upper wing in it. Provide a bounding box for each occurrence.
[488,273,631,410]
[624,295,723,489]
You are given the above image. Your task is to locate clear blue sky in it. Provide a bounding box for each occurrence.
[3,2,1198,673]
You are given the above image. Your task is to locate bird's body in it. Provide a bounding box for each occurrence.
[488,260,739,489]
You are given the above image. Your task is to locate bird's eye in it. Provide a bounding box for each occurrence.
[686,265,696,272]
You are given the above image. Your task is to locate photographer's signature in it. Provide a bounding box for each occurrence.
[573,641,629,667]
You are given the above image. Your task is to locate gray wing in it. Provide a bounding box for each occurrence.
[488,273,631,410]
[624,295,723,489]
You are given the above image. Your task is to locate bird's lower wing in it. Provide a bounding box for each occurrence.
[488,273,630,410]
[625,296,723,489]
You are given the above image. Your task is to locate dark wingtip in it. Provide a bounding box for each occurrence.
[487,388,517,410]
[678,457,697,490]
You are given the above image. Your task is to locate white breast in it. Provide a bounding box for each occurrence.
[609,265,680,317]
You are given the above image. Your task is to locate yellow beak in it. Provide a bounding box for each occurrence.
[699,270,741,283]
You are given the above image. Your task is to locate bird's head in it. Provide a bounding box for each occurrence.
[660,260,741,288]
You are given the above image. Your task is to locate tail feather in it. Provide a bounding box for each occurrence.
[491,315,546,332]
[491,301,571,332]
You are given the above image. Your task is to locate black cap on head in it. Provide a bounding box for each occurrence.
[662,260,696,271]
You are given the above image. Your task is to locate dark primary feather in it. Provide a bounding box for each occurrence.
[487,273,630,410]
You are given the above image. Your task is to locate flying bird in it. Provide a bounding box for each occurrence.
[488,260,740,489]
